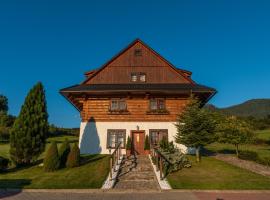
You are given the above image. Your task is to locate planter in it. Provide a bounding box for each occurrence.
[126,149,131,157]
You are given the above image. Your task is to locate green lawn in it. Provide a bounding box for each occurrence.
[206,142,270,159]
[0,135,79,159]
[0,154,110,189]
[167,155,270,189]
[256,129,270,141]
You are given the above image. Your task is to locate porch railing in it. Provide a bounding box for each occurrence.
[150,147,173,180]
[109,142,122,180]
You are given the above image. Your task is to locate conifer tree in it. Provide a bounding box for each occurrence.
[9,82,48,165]
[43,141,60,172]
[66,143,80,168]
[59,139,70,167]
[175,96,218,162]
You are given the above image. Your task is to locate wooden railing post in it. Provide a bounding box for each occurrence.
[159,157,163,180]
[109,148,112,179]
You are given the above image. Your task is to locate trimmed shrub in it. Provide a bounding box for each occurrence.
[43,141,59,172]
[144,135,150,150]
[66,143,80,168]
[59,139,70,168]
[0,156,9,171]
[126,136,131,150]
[239,150,259,162]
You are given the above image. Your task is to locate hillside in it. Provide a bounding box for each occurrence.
[205,99,270,118]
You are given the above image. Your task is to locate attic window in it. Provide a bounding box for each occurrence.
[134,49,142,56]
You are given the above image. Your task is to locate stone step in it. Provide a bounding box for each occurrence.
[113,155,160,190]
[114,180,159,190]
[118,173,156,181]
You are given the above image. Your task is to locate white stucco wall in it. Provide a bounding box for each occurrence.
[79,121,189,154]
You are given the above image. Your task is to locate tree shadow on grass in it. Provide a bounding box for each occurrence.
[201,147,235,156]
[0,179,31,198]
[80,154,108,166]
[3,159,43,174]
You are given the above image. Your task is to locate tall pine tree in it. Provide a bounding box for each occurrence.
[10,82,48,165]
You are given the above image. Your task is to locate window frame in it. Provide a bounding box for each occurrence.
[149,129,168,147]
[131,73,137,82]
[130,72,146,83]
[110,99,127,111]
[139,73,146,82]
[149,98,166,111]
[107,129,126,149]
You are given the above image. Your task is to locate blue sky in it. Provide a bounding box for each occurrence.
[0,0,270,127]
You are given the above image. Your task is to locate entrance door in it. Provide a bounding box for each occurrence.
[132,131,145,155]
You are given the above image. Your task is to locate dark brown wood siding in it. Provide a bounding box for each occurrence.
[80,98,189,122]
[85,42,190,84]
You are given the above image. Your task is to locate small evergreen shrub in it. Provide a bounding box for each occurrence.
[0,156,9,171]
[144,135,150,150]
[126,136,131,150]
[66,143,80,168]
[59,139,70,168]
[43,141,59,172]
[239,150,259,162]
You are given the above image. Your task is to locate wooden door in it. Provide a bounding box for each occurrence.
[132,131,145,155]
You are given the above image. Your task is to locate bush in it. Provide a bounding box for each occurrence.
[257,157,270,166]
[126,136,131,150]
[66,143,80,168]
[239,150,270,167]
[0,127,10,143]
[0,156,9,171]
[43,141,60,172]
[239,150,259,162]
[144,135,150,150]
[59,139,70,168]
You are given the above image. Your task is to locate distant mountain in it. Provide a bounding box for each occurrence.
[205,99,270,118]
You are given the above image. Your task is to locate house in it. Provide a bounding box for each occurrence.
[60,39,216,155]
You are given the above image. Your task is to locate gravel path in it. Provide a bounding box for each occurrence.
[213,154,270,177]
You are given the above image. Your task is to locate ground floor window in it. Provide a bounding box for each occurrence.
[107,129,126,149]
[149,129,168,147]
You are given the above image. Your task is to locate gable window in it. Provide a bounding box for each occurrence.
[110,99,127,111]
[139,73,146,82]
[134,49,142,56]
[107,129,126,149]
[150,99,165,110]
[131,73,137,82]
[149,129,168,147]
[131,72,146,82]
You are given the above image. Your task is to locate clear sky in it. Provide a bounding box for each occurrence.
[0,0,270,128]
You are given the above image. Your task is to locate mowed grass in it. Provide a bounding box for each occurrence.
[206,142,270,159]
[0,135,79,159]
[0,135,110,189]
[0,154,110,189]
[167,155,270,189]
[256,129,270,141]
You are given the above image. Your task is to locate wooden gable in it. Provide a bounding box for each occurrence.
[84,39,194,84]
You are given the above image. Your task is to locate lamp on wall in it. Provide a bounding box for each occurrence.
[136,125,139,131]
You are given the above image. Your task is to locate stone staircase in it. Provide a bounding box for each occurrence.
[113,155,160,190]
